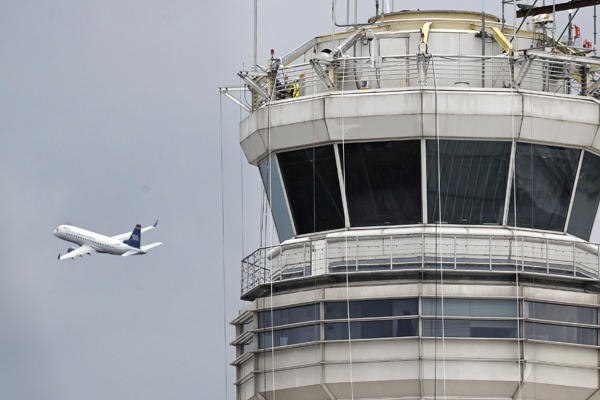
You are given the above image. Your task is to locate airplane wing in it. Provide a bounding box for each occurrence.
[59,244,96,260]
[112,220,158,241]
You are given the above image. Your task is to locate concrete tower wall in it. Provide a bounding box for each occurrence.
[231,9,600,400]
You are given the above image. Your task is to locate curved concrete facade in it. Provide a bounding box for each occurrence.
[234,279,600,400]
[241,89,600,166]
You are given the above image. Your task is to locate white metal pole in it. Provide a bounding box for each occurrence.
[253,0,257,67]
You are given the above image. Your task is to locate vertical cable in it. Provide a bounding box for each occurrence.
[431,56,447,400]
[510,4,523,398]
[340,56,355,400]
[266,60,284,400]
[253,0,257,67]
[268,77,276,400]
[239,72,246,260]
[218,92,229,400]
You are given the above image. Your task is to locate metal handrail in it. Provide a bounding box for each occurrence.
[242,53,600,110]
[240,233,600,297]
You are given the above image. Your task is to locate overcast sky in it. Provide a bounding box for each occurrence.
[1,1,599,399]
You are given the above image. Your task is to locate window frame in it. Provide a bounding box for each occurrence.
[259,140,592,238]
[250,298,598,350]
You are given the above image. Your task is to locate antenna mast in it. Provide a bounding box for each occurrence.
[253,0,257,67]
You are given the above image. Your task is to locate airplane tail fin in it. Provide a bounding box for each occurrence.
[123,224,142,248]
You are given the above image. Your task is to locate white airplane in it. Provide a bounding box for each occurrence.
[54,220,162,260]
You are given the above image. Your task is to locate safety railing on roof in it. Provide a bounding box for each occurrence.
[240,233,600,298]
[238,53,600,110]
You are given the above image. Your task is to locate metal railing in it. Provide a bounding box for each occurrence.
[246,53,600,109]
[241,233,600,297]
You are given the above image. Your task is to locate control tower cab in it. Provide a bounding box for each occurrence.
[230,8,600,400]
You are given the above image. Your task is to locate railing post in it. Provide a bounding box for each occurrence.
[417,53,429,87]
[240,259,244,295]
[521,236,524,271]
[390,235,393,270]
[454,234,457,270]
[597,243,600,279]
[281,246,285,280]
[263,247,268,285]
[546,239,549,274]
[489,235,492,271]
[421,232,425,270]
[355,236,359,271]
[325,238,328,274]
[573,242,576,277]
[256,249,260,287]
[307,241,312,277]
[581,64,589,96]
[509,57,515,88]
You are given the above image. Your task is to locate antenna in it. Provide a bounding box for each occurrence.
[595,5,598,55]
[253,0,257,67]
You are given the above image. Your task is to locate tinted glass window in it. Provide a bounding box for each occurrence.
[259,324,319,348]
[259,304,319,328]
[427,140,510,225]
[340,141,421,226]
[525,322,597,345]
[325,319,418,340]
[422,298,517,318]
[508,143,579,231]
[423,319,517,338]
[568,151,600,240]
[325,299,418,319]
[259,155,294,241]
[525,301,597,325]
[278,146,345,234]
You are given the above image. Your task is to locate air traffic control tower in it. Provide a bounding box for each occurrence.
[228,6,600,400]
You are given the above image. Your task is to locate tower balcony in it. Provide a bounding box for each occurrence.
[240,226,600,300]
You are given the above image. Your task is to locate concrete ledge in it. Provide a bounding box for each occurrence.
[240,88,600,165]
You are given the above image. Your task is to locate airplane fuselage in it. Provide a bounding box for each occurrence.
[53,225,145,256]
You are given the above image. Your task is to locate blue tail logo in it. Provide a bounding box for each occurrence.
[124,224,142,248]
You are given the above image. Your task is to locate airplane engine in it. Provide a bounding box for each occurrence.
[67,246,76,253]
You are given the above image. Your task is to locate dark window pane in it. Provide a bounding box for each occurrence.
[568,151,600,240]
[341,141,421,226]
[278,146,344,234]
[325,299,418,319]
[508,143,579,231]
[259,304,319,328]
[259,155,294,241]
[422,298,518,317]
[427,140,511,225]
[259,324,319,348]
[325,319,418,340]
[525,322,597,345]
[423,319,517,338]
[525,301,597,325]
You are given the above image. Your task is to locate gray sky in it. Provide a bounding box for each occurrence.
[1,1,598,399]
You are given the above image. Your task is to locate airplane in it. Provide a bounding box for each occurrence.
[54,220,162,260]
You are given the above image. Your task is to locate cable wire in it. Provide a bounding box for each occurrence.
[431,55,447,400]
[218,91,229,400]
[509,4,524,398]
[267,61,282,400]
[339,55,356,400]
